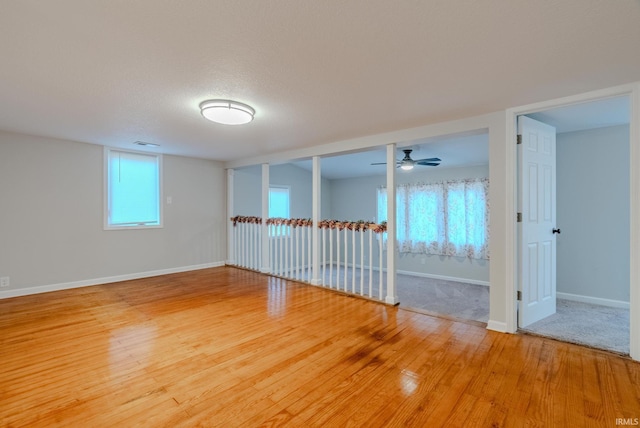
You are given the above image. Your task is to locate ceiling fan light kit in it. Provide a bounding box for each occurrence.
[200,99,255,125]
[400,162,414,171]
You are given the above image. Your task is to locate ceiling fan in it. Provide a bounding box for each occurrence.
[371,149,441,171]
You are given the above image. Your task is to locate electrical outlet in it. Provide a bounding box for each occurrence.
[0,277,9,287]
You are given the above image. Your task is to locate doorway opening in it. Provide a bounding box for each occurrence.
[516,95,631,354]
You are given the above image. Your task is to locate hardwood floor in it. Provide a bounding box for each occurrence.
[1,266,639,427]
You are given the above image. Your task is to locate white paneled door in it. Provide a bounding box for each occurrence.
[518,116,557,327]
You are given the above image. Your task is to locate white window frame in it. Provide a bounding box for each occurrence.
[104,147,163,230]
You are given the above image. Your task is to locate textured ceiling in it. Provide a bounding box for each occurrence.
[293,132,490,180]
[0,1,639,162]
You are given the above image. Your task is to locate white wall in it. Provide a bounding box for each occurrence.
[329,164,490,283]
[0,132,227,295]
[233,163,331,218]
[233,165,262,216]
[556,125,630,302]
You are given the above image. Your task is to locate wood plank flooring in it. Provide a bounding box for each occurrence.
[1,266,639,427]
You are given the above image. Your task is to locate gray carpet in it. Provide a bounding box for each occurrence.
[395,275,490,323]
[520,299,630,355]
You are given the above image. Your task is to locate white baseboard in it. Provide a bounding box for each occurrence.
[396,269,490,287]
[329,262,489,287]
[0,262,225,300]
[486,320,509,333]
[557,292,629,309]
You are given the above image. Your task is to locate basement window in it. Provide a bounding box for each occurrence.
[104,147,162,229]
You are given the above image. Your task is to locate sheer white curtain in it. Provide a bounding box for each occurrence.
[377,178,489,259]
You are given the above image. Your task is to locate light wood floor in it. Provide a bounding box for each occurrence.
[1,267,639,427]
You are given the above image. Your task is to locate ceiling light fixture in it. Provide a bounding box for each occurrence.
[399,159,415,171]
[199,99,255,125]
[400,162,414,171]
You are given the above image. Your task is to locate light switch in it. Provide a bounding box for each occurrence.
[167,196,173,205]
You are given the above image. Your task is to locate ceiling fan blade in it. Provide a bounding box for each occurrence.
[372,152,440,167]
[371,160,403,166]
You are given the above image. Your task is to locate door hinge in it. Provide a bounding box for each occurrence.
[517,134,522,145]
[517,291,522,301]
[517,212,522,222]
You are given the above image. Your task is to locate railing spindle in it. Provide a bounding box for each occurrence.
[245,222,250,268]
[252,223,255,269]
[255,223,260,270]
[307,225,311,282]
[277,225,282,276]
[243,222,246,268]
[351,228,356,293]
[379,232,384,300]
[284,225,287,276]
[250,223,255,269]
[369,230,373,297]
[343,228,348,290]
[298,225,302,279]
[289,225,294,278]
[360,230,364,295]
[245,222,249,268]
[320,227,327,287]
[269,225,274,273]
[233,221,238,266]
[249,223,253,269]
[238,222,242,267]
[274,226,278,274]
[257,224,261,271]
[292,226,297,279]
[299,226,302,279]
[336,228,340,290]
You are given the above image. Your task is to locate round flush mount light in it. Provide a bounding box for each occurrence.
[199,99,255,125]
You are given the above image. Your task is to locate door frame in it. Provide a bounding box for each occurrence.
[505,82,640,361]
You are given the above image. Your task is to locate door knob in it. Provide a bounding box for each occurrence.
[552,228,561,234]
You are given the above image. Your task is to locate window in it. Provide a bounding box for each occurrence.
[268,185,290,218]
[269,186,290,236]
[377,178,488,259]
[104,148,162,229]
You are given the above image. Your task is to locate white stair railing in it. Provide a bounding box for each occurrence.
[229,216,388,303]
[265,218,313,282]
[230,216,263,271]
[317,220,387,302]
